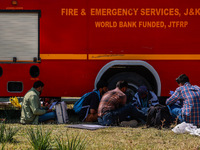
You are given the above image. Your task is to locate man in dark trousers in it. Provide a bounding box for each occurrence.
[78,80,108,122]
[98,81,146,126]
[132,85,159,115]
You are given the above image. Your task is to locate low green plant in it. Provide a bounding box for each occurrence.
[0,142,6,150]
[0,123,18,143]
[27,127,52,150]
[55,133,87,150]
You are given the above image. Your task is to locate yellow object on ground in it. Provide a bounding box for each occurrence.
[9,97,21,108]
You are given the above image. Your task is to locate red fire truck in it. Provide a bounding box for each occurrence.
[0,0,200,100]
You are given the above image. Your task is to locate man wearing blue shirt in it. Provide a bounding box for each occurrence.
[166,74,200,127]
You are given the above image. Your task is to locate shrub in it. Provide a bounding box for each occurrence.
[55,133,87,150]
[27,127,52,150]
[0,123,18,143]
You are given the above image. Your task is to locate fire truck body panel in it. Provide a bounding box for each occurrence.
[0,0,200,98]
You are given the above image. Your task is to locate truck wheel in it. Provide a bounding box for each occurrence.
[107,72,152,103]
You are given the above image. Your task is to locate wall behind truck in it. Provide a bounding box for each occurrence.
[0,0,200,98]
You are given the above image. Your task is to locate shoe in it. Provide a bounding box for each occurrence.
[120,120,138,127]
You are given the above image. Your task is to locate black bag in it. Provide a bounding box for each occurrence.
[146,104,172,129]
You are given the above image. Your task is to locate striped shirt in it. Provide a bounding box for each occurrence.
[166,82,200,127]
[98,88,126,117]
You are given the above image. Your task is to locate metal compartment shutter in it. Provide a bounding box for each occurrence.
[0,12,39,62]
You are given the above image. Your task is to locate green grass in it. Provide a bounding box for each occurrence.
[0,123,18,143]
[54,132,87,150]
[27,127,52,150]
[1,124,200,150]
[0,123,19,150]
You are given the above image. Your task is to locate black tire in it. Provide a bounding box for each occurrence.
[107,72,152,103]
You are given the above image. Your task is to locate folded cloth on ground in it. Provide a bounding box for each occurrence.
[66,124,110,130]
[190,129,200,136]
[172,122,200,136]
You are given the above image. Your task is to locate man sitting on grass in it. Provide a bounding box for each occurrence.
[166,74,200,127]
[20,81,56,124]
[78,80,108,122]
[98,80,146,126]
[132,85,159,115]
